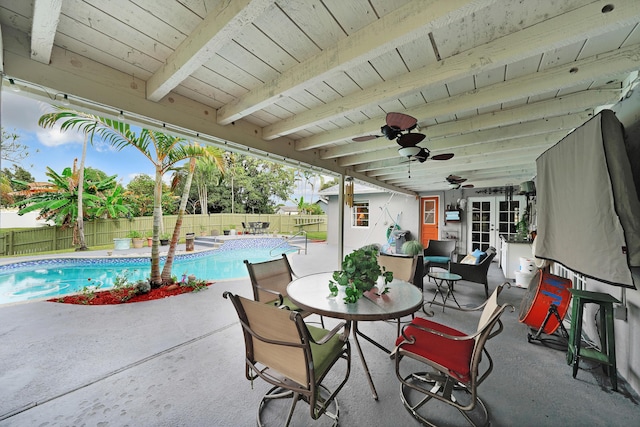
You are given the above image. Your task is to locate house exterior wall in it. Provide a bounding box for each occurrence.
[325,192,419,253]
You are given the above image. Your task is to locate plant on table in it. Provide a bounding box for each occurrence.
[329,247,393,303]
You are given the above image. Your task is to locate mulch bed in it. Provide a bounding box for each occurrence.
[48,283,213,305]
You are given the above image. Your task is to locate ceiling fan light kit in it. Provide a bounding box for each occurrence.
[398,146,422,157]
[353,112,454,177]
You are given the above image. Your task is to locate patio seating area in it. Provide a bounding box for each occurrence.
[0,242,638,426]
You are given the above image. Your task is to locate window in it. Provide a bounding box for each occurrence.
[352,201,369,228]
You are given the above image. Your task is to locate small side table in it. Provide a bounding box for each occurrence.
[566,289,620,391]
[427,271,462,311]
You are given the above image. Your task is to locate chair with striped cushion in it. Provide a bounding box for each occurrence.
[393,283,513,427]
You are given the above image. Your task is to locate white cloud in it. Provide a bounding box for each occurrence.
[35,127,83,147]
[3,91,83,147]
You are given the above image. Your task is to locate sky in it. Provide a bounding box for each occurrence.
[1,90,159,185]
[1,90,328,203]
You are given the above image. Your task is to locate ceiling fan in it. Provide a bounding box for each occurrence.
[354,112,454,161]
[446,174,474,189]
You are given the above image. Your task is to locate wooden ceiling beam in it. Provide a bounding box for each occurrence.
[386,166,536,186]
[297,84,621,152]
[264,0,640,139]
[216,0,494,125]
[146,0,273,102]
[340,123,572,167]
[30,0,62,64]
[321,111,590,160]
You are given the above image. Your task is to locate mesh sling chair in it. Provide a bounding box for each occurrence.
[393,283,514,427]
[223,292,351,426]
[244,254,323,326]
[377,253,420,335]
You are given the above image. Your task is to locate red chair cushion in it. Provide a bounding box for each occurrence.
[396,317,475,382]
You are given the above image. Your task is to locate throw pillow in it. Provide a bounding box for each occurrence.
[460,254,477,264]
[472,249,486,264]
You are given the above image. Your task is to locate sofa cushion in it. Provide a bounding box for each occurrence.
[460,254,477,264]
[423,255,450,264]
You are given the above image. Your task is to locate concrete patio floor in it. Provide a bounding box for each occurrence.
[0,241,638,426]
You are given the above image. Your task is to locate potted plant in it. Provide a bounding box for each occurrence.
[127,231,144,248]
[329,247,393,303]
[145,230,153,247]
[160,233,170,246]
[113,237,131,250]
[229,224,237,235]
[401,240,424,256]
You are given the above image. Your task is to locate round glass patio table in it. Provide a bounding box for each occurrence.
[427,271,462,311]
[287,272,423,400]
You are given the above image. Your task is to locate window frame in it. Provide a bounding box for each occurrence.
[351,200,370,228]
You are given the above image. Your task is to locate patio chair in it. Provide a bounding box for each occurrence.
[223,292,351,426]
[377,253,421,334]
[449,247,497,299]
[244,254,323,326]
[244,254,298,308]
[393,283,514,427]
[260,221,270,234]
[422,239,456,275]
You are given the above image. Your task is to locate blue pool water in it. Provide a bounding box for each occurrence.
[0,238,297,305]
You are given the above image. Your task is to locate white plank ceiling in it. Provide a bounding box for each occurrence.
[1,0,639,194]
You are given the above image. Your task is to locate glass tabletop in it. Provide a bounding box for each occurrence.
[427,271,462,281]
[287,272,424,321]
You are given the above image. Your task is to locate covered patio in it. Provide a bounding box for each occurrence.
[1,2,639,424]
[0,242,638,426]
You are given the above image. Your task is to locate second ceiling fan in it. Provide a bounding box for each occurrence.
[354,112,454,162]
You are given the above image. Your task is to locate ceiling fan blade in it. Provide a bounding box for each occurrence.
[386,112,417,131]
[432,153,454,161]
[396,132,425,147]
[462,184,474,188]
[353,135,381,142]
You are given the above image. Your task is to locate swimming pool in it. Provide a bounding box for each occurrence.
[0,238,298,305]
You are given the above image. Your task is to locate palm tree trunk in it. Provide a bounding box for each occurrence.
[161,158,196,283]
[76,134,89,250]
[150,166,163,287]
[198,182,208,215]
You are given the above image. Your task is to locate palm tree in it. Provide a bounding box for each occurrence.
[39,109,94,250]
[161,145,224,282]
[75,133,89,250]
[37,108,211,286]
[193,157,225,215]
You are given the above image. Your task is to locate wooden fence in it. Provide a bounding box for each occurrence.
[0,213,326,256]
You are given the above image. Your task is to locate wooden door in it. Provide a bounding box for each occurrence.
[420,196,440,247]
